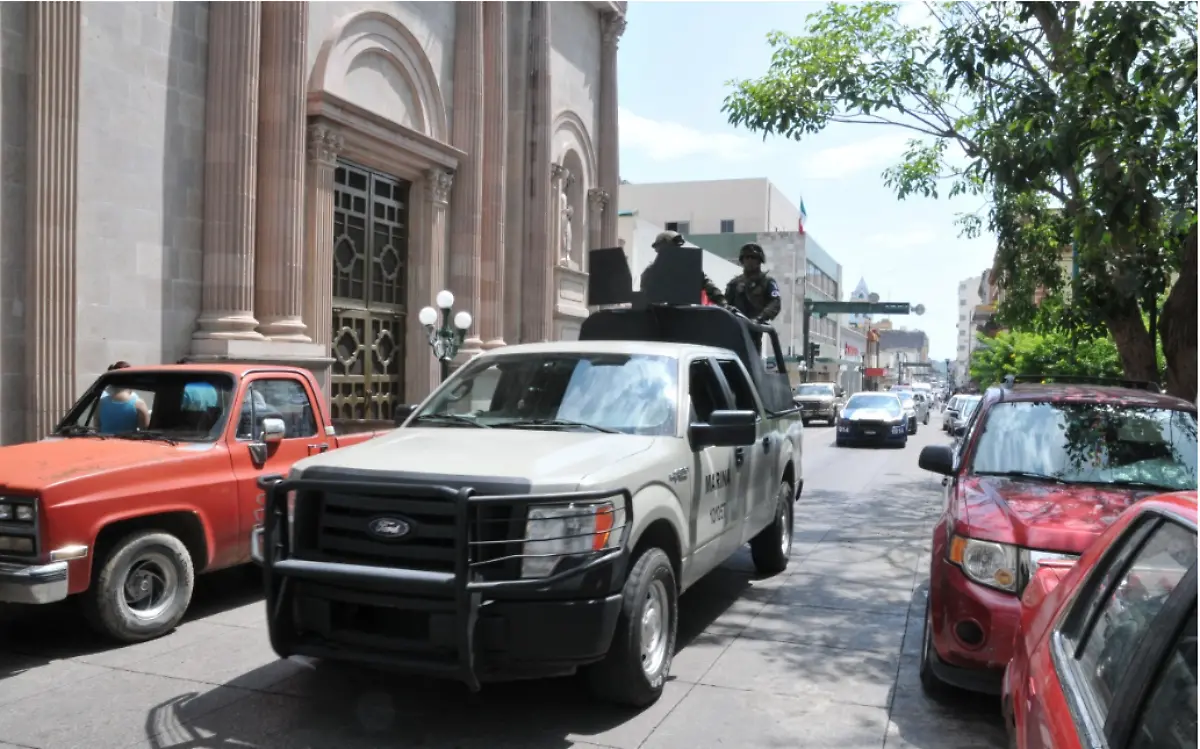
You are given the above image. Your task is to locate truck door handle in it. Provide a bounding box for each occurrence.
[308,443,330,454]
[762,436,771,453]
[734,447,745,467]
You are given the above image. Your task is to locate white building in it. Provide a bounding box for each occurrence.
[957,274,983,382]
[616,211,740,291]
[618,178,802,235]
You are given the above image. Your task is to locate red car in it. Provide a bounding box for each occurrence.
[916,376,1197,696]
[1003,491,1196,749]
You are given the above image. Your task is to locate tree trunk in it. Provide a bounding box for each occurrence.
[1160,226,1197,402]
[1103,302,1159,384]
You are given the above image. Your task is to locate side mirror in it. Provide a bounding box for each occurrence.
[836,388,845,398]
[918,444,955,476]
[953,424,967,436]
[260,417,286,445]
[689,409,758,449]
[393,404,417,426]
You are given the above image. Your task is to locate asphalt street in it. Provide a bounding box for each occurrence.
[0,413,1007,749]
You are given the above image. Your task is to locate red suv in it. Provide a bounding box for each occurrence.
[916,375,1198,696]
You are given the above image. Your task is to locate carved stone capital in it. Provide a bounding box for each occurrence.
[550,162,567,182]
[587,188,609,210]
[425,169,454,205]
[602,13,627,47]
[307,124,344,166]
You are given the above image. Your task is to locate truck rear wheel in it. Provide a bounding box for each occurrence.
[587,547,677,708]
[84,530,195,643]
[750,481,793,575]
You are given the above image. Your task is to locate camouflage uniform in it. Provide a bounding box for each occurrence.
[725,243,782,323]
[652,230,727,305]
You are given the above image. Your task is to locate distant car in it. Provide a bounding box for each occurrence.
[912,392,932,426]
[1003,491,1197,749]
[896,391,921,434]
[916,377,1198,697]
[793,382,845,425]
[836,392,908,448]
[943,394,964,429]
[947,395,981,435]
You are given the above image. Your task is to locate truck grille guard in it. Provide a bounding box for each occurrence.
[258,475,633,691]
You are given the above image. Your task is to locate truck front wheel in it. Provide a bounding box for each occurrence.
[587,547,677,708]
[750,481,793,575]
[84,530,195,643]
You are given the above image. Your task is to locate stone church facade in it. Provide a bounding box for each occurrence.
[0,1,625,443]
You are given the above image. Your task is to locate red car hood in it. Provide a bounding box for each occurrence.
[961,476,1159,554]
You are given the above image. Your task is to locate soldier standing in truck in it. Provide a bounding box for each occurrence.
[725,243,781,351]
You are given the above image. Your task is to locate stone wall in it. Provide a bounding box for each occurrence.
[0,3,28,444]
[75,2,208,393]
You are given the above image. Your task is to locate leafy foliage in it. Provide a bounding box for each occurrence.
[968,329,1123,389]
[722,1,1197,392]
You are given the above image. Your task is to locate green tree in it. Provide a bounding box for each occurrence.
[968,328,1123,389]
[722,1,1197,399]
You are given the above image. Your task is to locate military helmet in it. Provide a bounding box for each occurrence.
[653,230,685,250]
[739,242,766,262]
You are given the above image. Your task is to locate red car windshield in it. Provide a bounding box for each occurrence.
[970,401,1198,492]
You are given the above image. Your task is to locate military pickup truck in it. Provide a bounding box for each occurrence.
[254,304,804,707]
[0,364,387,642]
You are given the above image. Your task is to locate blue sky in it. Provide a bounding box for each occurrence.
[616,1,998,361]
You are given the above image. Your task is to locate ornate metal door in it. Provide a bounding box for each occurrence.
[330,161,410,423]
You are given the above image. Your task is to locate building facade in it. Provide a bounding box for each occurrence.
[0,1,626,444]
[956,274,983,382]
[618,177,801,237]
[879,329,930,386]
[616,210,740,292]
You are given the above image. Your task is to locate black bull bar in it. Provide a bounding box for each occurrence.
[258,475,633,691]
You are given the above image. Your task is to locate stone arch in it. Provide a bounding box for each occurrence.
[309,10,449,142]
[551,110,597,189]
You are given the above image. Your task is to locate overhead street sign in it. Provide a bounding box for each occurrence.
[899,362,935,369]
[806,300,912,316]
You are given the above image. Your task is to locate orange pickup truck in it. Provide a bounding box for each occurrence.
[0,363,388,642]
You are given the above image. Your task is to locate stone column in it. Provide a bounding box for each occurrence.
[521,1,554,342]
[503,2,530,346]
[597,11,625,246]
[406,170,454,401]
[480,1,507,349]
[194,2,263,341]
[587,188,608,254]
[25,3,80,441]
[302,124,344,355]
[254,2,309,340]
[447,2,484,356]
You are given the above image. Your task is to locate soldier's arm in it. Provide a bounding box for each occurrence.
[759,278,783,322]
[703,275,726,305]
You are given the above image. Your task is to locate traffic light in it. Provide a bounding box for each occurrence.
[808,342,821,361]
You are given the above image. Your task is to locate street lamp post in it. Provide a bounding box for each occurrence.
[418,290,473,382]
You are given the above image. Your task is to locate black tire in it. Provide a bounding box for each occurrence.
[918,597,954,699]
[835,439,846,447]
[587,548,677,707]
[750,481,793,576]
[923,412,930,425]
[801,418,810,427]
[83,530,195,643]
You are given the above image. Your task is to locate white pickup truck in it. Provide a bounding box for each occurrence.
[254,304,804,707]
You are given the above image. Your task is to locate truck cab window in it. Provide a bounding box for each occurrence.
[237,380,318,440]
[689,360,726,422]
[717,360,758,412]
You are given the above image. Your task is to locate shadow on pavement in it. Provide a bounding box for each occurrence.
[0,565,263,679]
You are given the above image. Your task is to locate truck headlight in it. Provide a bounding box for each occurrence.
[949,535,1018,592]
[521,501,624,579]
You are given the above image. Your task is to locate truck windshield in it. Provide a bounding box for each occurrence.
[796,384,835,396]
[58,372,237,442]
[416,353,679,435]
[971,402,1198,491]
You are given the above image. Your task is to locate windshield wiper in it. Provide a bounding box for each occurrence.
[1105,479,1179,492]
[411,414,492,428]
[57,425,108,439]
[976,470,1066,484]
[112,431,179,446]
[501,418,620,434]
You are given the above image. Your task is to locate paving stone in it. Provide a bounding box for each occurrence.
[118,624,303,692]
[771,573,919,614]
[740,603,909,654]
[0,655,109,708]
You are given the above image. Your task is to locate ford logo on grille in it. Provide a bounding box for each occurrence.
[367,516,412,540]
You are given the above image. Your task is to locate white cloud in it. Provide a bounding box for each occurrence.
[618,107,756,162]
[803,133,913,180]
[896,2,940,30]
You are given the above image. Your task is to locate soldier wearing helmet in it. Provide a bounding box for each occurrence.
[647,230,727,305]
[725,243,781,324]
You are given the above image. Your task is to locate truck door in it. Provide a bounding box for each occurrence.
[227,375,322,561]
[683,358,737,584]
[713,357,773,551]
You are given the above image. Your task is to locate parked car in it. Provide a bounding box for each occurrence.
[836,392,908,448]
[0,364,388,642]
[794,381,845,425]
[1003,491,1196,749]
[912,391,932,426]
[943,394,964,429]
[916,376,1197,696]
[896,390,922,434]
[254,304,805,707]
[947,395,982,435]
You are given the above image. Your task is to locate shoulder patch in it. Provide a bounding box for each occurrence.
[769,279,781,298]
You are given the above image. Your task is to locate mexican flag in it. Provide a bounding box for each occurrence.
[798,199,808,235]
